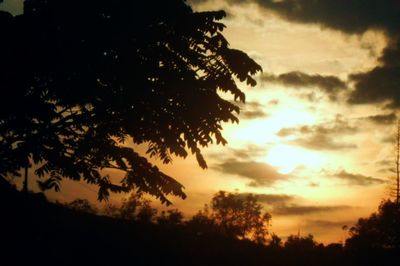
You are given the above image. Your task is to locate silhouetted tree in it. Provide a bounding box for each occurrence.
[387,120,400,204]
[346,199,400,250]
[118,192,144,220]
[102,203,120,218]
[157,209,184,226]
[67,198,98,214]
[186,205,219,235]
[191,191,271,244]
[269,233,283,249]
[0,0,262,204]
[136,199,158,223]
[284,234,318,251]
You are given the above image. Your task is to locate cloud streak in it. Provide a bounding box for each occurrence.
[277,116,358,151]
[272,204,351,216]
[238,101,269,120]
[238,192,295,204]
[332,170,385,186]
[363,113,397,125]
[214,159,289,187]
[262,71,347,100]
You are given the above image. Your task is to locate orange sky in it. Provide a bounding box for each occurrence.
[2,0,400,244]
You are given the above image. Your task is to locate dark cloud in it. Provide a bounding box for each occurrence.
[229,144,267,160]
[238,192,295,204]
[241,110,269,119]
[273,204,351,216]
[214,159,289,187]
[381,135,396,144]
[238,193,351,216]
[277,116,358,151]
[303,219,355,231]
[251,0,400,109]
[191,0,400,109]
[376,159,393,167]
[192,0,399,34]
[348,64,400,108]
[291,134,357,151]
[333,170,385,186]
[238,101,269,120]
[262,71,347,100]
[364,113,397,125]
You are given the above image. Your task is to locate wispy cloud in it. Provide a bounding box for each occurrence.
[262,71,347,100]
[214,159,289,187]
[277,116,358,151]
[272,204,352,216]
[238,192,295,204]
[363,113,397,125]
[238,101,269,120]
[332,170,385,186]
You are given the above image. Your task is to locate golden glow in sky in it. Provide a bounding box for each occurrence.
[6,0,395,245]
[264,144,325,174]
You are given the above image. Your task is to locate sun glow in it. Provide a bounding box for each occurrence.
[264,144,325,174]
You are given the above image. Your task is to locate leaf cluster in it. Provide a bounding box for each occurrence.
[0,0,261,204]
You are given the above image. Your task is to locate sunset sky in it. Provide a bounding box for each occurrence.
[2,0,400,244]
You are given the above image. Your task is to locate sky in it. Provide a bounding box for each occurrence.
[2,0,400,244]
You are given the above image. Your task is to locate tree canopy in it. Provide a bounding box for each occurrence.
[188,191,271,243]
[346,200,400,250]
[0,0,262,204]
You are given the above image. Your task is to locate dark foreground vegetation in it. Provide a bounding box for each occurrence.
[2,180,400,266]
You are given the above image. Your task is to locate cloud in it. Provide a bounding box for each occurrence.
[241,110,269,119]
[332,170,385,186]
[229,144,267,160]
[262,71,347,100]
[238,101,269,120]
[273,204,351,216]
[214,159,289,187]
[190,0,400,109]
[291,134,357,151]
[363,113,397,125]
[243,0,400,35]
[238,192,295,204]
[348,64,400,108]
[303,219,355,231]
[277,116,358,151]
[249,0,400,109]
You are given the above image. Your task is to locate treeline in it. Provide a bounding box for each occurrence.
[2,178,400,266]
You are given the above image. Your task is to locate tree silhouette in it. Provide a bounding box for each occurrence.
[0,0,262,204]
[346,199,400,250]
[387,120,400,204]
[157,209,184,227]
[191,191,271,244]
[284,234,318,251]
[67,198,98,214]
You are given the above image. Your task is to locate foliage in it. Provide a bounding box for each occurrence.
[136,199,158,223]
[0,0,262,204]
[108,192,158,222]
[188,191,271,244]
[119,192,145,220]
[346,199,400,249]
[284,234,318,251]
[157,209,184,226]
[269,233,283,249]
[67,198,98,214]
